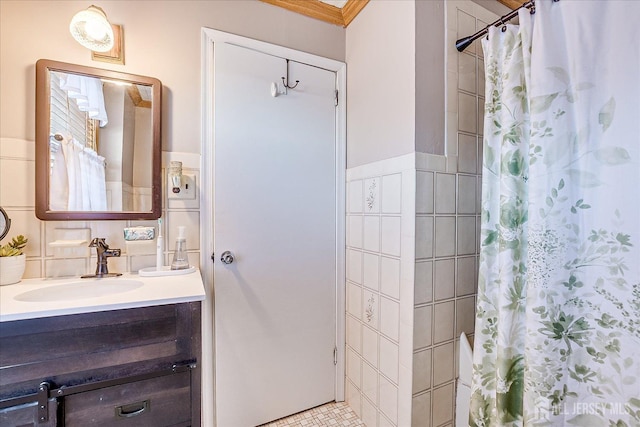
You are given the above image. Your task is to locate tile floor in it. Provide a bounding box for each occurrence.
[259,401,365,427]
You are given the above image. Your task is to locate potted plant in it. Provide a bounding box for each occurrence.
[0,235,28,285]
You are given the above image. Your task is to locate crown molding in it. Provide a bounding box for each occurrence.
[497,0,523,10]
[259,0,369,27]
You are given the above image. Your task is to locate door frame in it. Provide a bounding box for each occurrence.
[200,28,346,427]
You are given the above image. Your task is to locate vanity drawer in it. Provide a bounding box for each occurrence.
[64,371,191,426]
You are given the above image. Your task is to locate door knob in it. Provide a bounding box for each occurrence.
[220,251,235,264]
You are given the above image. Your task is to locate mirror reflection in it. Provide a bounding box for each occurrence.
[49,71,153,212]
[36,59,162,220]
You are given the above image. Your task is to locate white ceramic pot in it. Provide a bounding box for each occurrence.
[0,254,26,285]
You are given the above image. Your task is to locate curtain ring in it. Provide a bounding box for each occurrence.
[500,17,507,32]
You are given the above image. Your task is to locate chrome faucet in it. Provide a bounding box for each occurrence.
[81,238,122,278]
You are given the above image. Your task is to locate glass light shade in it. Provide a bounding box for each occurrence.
[69,6,114,52]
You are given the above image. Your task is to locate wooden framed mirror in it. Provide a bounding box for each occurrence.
[35,59,162,220]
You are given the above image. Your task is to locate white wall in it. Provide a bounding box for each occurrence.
[0,0,345,154]
[346,0,416,168]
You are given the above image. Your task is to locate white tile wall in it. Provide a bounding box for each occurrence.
[0,138,202,281]
[346,154,415,427]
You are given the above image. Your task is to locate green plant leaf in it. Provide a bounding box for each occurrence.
[593,146,630,165]
[599,97,616,132]
[547,66,570,85]
[531,93,559,114]
[568,169,603,188]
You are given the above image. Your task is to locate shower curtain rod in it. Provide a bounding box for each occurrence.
[455,0,535,52]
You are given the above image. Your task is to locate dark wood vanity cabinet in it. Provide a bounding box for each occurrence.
[0,302,201,427]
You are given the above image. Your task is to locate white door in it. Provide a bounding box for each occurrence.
[213,43,338,427]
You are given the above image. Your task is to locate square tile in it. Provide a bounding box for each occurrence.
[432,383,454,426]
[381,217,401,257]
[166,211,200,250]
[456,256,476,297]
[130,254,156,272]
[478,58,486,97]
[380,256,400,300]
[362,361,378,404]
[411,392,431,427]
[380,297,400,342]
[457,175,477,214]
[347,282,362,319]
[458,133,477,174]
[348,347,362,386]
[434,258,455,301]
[363,216,381,252]
[347,249,363,284]
[416,171,434,214]
[0,158,35,207]
[457,216,476,255]
[347,381,362,419]
[23,259,42,279]
[361,396,378,427]
[415,216,433,260]
[433,342,455,386]
[167,169,200,210]
[45,258,87,278]
[435,174,456,214]
[381,174,402,214]
[477,136,484,176]
[434,301,455,344]
[364,178,380,213]
[379,376,398,424]
[458,52,476,94]
[4,209,41,257]
[413,305,433,350]
[363,253,380,292]
[379,336,399,384]
[412,349,432,394]
[456,296,476,336]
[347,314,362,354]
[415,261,433,305]
[458,92,477,134]
[478,97,485,136]
[89,220,128,252]
[435,217,456,257]
[362,325,378,368]
[457,11,476,55]
[349,180,364,213]
[348,216,363,249]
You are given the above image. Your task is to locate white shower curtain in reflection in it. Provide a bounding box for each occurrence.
[52,136,107,211]
[471,1,640,426]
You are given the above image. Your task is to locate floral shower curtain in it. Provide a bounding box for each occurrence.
[470,1,640,426]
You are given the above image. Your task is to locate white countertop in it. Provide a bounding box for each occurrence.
[0,270,206,322]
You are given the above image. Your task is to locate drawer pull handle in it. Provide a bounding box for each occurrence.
[115,400,150,418]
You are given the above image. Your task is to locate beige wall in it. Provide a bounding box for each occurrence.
[0,0,345,154]
[346,0,416,168]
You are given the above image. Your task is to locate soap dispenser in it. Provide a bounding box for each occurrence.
[171,226,189,270]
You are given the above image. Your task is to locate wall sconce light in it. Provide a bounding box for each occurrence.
[70,5,124,65]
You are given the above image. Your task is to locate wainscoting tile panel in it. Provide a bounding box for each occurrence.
[412,348,432,395]
[347,249,363,284]
[363,253,380,292]
[379,336,399,384]
[362,325,379,368]
[434,258,455,302]
[348,314,363,355]
[413,305,433,350]
[379,375,399,425]
[414,261,433,305]
[364,216,381,252]
[380,216,401,257]
[434,217,456,257]
[349,215,363,249]
[362,360,378,405]
[348,347,362,387]
[416,171,434,214]
[381,174,402,214]
[362,396,378,427]
[456,256,476,297]
[432,342,455,387]
[457,174,477,214]
[349,180,364,214]
[380,297,400,342]
[411,392,431,427]
[433,301,455,345]
[364,178,380,213]
[380,256,401,300]
[456,216,476,255]
[415,216,434,260]
[435,174,456,214]
[432,383,454,426]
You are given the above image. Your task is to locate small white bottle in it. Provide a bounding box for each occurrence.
[171,226,189,270]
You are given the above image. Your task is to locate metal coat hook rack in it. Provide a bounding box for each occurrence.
[282,59,299,90]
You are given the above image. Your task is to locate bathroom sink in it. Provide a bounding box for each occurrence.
[14,279,144,302]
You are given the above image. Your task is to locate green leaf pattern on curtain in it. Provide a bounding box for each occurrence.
[470,2,640,426]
